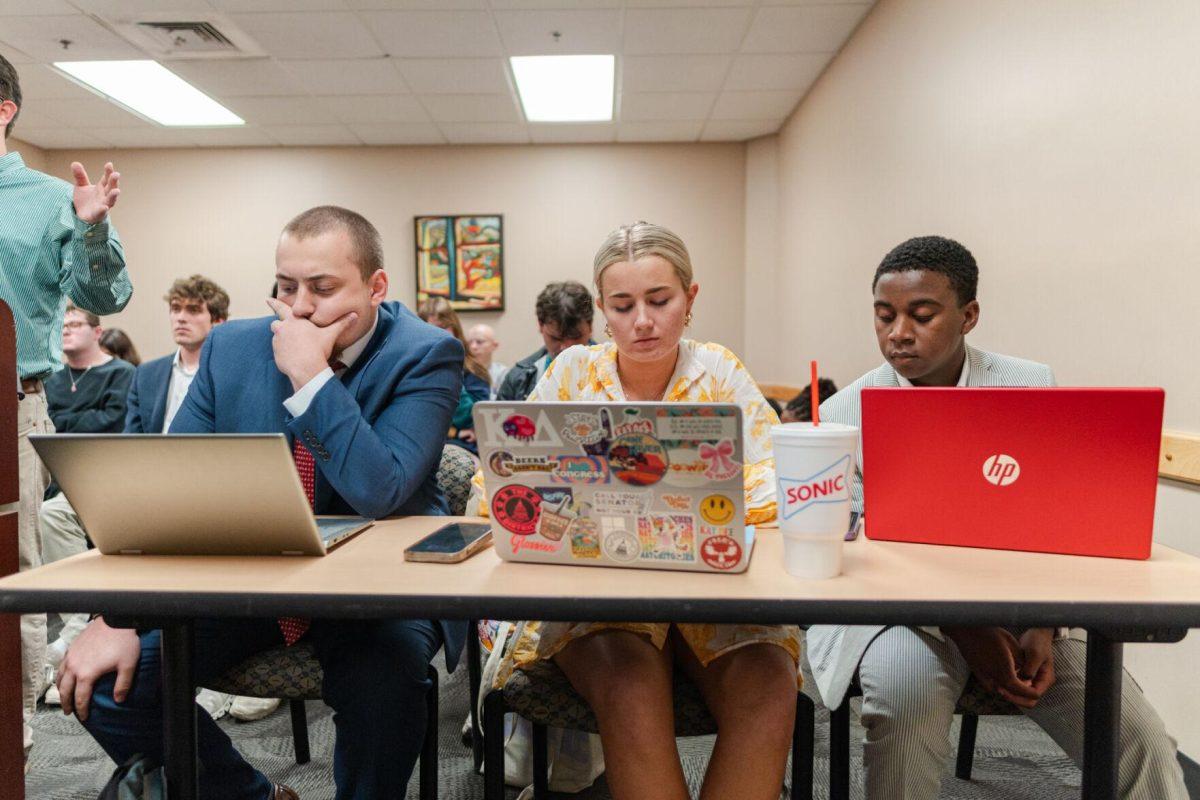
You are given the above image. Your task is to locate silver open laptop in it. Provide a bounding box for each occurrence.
[474,401,754,573]
[30,434,372,556]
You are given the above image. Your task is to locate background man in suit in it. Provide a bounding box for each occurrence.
[38,276,237,713]
[55,206,465,800]
[805,236,1186,799]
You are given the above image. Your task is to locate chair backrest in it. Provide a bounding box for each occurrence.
[438,444,479,516]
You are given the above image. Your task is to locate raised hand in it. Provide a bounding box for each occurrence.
[71,161,121,224]
[266,298,358,391]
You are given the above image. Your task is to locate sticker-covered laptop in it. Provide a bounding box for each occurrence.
[473,401,754,573]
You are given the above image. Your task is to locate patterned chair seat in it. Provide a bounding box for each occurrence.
[955,676,1021,716]
[206,642,322,699]
[502,658,717,737]
[437,444,479,516]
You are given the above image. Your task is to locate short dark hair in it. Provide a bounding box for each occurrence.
[282,205,383,281]
[64,304,100,328]
[872,235,978,306]
[0,53,21,139]
[535,281,594,338]
[786,378,839,422]
[164,274,231,322]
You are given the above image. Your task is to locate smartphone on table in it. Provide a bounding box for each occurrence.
[404,522,493,563]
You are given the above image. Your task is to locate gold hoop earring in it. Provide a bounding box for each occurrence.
[604,323,612,337]
[684,311,693,327]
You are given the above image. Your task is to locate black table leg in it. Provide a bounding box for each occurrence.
[161,621,198,800]
[1082,630,1122,800]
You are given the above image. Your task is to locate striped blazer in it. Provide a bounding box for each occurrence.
[804,344,1056,709]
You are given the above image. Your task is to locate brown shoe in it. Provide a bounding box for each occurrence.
[272,785,299,800]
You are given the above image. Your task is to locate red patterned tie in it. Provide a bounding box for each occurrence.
[278,359,344,647]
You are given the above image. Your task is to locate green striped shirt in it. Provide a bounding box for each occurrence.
[0,150,131,379]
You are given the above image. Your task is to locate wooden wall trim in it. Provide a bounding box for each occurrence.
[1161,430,1200,486]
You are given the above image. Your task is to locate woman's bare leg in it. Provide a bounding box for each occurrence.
[675,632,797,800]
[555,629,689,800]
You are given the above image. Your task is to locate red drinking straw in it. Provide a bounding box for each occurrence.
[811,360,820,426]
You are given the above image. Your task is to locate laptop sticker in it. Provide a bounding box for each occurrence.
[561,411,605,446]
[491,484,542,535]
[663,446,708,487]
[536,492,574,542]
[568,517,601,559]
[660,493,693,512]
[551,455,610,485]
[609,433,668,486]
[593,490,650,516]
[602,525,640,563]
[700,534,742,571]
[488,450,554,478]
[699,439,741,481]
[699,494,736,526]
[637,514,696,562]
[502,414,537,442]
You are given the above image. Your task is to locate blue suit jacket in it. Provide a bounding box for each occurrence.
[125,353,173,433]
[170,301,467,669]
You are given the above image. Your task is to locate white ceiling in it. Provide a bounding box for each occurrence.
[1,0,875,149]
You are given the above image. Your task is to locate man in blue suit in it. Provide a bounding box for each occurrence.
[55,206,466,800]
[39,275,228,699]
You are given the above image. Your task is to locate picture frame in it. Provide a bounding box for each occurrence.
[414,214,504,312]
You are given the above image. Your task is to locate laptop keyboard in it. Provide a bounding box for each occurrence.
[316,517,371,543]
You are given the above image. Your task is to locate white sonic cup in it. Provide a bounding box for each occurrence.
[771,422,859,579]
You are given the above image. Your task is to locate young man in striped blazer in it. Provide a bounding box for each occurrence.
[805,236,1186,799]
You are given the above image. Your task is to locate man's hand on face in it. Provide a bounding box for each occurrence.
[944,625,1044,709]
[266,298,358,391]
[56,617,140,722]
[71,162,121,224]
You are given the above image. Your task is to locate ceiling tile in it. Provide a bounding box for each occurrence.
[528,122,615,144]
[620,92,715,122]
[622,8,752,55]
[192,125,279,146]
[359,10,503,58]
[224,96,316,125]
[0,0,78,14]
[438,122,529,144]
[349,122,445,144]
[9,127,113,149]
[38,94,148,127]
[9,105,69,128]
[724,53,827,91]
[709,89,801,120]
[228,12,383,59]
[89,126,202,148]
[742,4,871,54]
[1,45,35,63]
[621,55,730,93]
[263,123,361,145]
[616,120,703,143]
[0,14,145,60]
[281,58,408,95]
[488,0,621,8]
[397,58,510,94]
[421,93,521,123]
[700,119,780,141]
[346,0,486,8]
[210,0,346,10]
[322,94,429,123]
[167,59,307,98]
[9,63,96,100]
[494,9,621,56]
[70,0,216,18]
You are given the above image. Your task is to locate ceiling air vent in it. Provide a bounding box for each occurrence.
[108,13,266,60]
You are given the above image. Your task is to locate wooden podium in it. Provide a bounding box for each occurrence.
[1,300,23,796]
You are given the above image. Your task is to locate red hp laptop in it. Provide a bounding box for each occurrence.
[861,388,1164,560]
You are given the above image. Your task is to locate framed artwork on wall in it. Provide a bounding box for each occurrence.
[414,214,504,312]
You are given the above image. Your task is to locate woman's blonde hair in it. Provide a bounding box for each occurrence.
[592,221,694,297]
[418,296,490,383]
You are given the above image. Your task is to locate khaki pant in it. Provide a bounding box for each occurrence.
[17,386,53,751]
[38,493,91,648]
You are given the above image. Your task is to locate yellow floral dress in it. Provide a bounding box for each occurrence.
[472,339,802,686]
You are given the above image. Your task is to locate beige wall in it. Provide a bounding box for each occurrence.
[8,136,45,171]
[771,0,1200,754]
[40,143,746,365]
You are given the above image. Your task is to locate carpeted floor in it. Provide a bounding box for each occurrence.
[25,647,1144,800]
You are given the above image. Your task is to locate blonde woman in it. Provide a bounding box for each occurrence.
[473,222,800,800]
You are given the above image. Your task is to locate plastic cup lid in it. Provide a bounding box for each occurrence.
[771,421,858,438]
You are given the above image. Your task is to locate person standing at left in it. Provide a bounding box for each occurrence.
[0,51,132,768]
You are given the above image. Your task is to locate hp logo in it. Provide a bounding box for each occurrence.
[982,454,1020,487]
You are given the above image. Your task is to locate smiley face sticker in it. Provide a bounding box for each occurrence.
[698,494,736,526]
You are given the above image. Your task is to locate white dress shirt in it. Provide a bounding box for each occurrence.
[162,350,198,433]
[283,314,378,418]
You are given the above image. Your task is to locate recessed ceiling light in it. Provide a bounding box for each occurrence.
[52,60,244,127]
[510,55,614,123]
